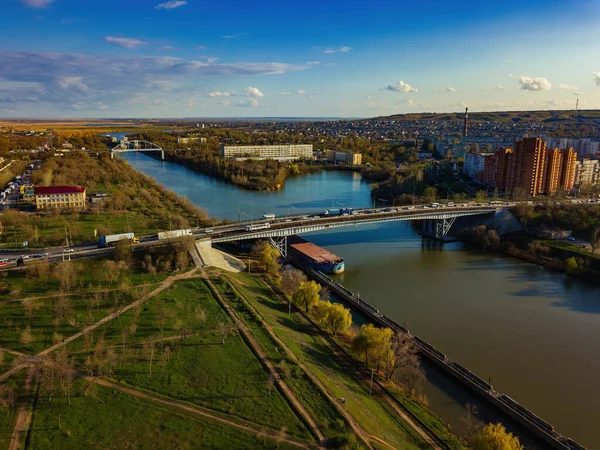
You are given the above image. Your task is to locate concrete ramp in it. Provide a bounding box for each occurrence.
[189,243,205,268]
[195,240,246,273]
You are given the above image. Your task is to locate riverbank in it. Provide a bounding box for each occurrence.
[461,226,600,286]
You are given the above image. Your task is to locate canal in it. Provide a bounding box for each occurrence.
[121,152,600,448]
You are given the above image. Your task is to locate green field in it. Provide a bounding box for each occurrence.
[27,380,303,450]
[229,272,429,450]
[209,276,353,440]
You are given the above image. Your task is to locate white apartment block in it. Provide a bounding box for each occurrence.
[463,152,492,178]
[574,159,600,186]
[222,144,313,161]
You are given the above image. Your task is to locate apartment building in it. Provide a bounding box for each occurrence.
[222,144,313,161]
[34,186,86,210]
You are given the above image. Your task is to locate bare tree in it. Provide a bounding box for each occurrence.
[276,426,288,448]
[218,322,228,344]
[0,383,16,412]
[266,373,275,397]
[161,346,171,374]
[460,402,484,444]
[280,267,307,295]
[142,341,156,374]
[20,326,34,346]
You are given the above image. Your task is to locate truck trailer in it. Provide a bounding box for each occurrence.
[98,233,139,248]
[157,229,193,240]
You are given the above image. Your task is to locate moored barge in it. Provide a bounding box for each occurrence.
[287,235,345,274]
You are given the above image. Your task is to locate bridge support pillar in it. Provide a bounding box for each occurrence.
[421,217,456,240]
[161,150,165,160]
[110,150,114,159]
[269,236,287,258]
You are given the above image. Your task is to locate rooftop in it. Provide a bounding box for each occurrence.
[34,186,86,195]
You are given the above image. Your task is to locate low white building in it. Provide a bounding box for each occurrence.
[222,144,313,161]
[463,152,493,178]
[574,159,600,186]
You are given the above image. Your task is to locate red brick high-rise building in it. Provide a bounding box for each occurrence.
[481,138,578,197]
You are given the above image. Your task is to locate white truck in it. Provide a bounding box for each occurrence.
[98,232,139,248]
[157,229,193,240]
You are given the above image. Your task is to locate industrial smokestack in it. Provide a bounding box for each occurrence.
[463,107,469,137]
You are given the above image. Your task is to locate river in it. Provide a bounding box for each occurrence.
[121,152,600,448]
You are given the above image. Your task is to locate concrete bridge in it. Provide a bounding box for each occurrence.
[211,205,499,256]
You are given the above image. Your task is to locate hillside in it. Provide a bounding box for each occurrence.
[372,109,600,123]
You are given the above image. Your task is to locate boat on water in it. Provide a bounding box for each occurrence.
[288,235,345,274]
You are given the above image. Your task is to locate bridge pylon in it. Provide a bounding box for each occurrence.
[269,236,288,257]
[421,217,456,240]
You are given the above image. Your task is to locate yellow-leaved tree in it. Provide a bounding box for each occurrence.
[471,423,523,450]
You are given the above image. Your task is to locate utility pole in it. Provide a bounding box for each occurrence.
[64,227,71,261]
[369,369,374,397]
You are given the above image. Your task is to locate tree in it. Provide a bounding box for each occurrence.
[460,403,484,444]
[351,324,393,365]
[254,241,280,275]
[424,186,437,203]
[142,341,156,374]
[470,423,523,450]
[53,261,78,294]
[113,239,133,266]
[292,281,321,312]
[326,303,352,335]
[20,326,34,346]
[280,267,307,295]
[590,223,600,256]
[0,383,16,412]
[218,321,229,344]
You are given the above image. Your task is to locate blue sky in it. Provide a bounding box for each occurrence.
[1,0,599,118]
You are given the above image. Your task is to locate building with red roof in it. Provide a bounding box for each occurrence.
[34,185,86,210]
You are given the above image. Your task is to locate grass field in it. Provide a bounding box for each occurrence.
[209,276,352,440]
[229,272,429,450]
[27,380,303,450]
[62,278,311,440]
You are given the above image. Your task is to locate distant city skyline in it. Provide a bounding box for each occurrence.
[1,0,600,118]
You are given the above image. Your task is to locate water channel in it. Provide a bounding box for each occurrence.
[121,152,600,448]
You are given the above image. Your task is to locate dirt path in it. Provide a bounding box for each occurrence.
[205,278,325,445]
[8,366,35,450]
[90,377,312,450]
[261,277,442,450]
[0,348,27,357]
[223,275,376,450]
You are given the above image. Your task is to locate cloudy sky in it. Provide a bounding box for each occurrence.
[1,0,599,118]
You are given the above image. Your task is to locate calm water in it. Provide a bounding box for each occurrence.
[122,152,600,448]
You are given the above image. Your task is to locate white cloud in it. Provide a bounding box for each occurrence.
[594,72,600,87]
[435,87,455,93]
[382,80,418,93]
[105,36,147,49]
[222,35,239,39]
[208,91,236,97]
[558,83,578,90]
[408,98,413,106]
[186,99,194,108]
[296,89,306,95]
[197,46,206,50]
[57,76,89,92]
[162,45,180,51]
[155,1,187,9]
[225,98,260,107]
[306,61,320,65]
[0,50,306,111]
[323,47,351,54]
[245,87,264,97]
[516,75,551,91]
[573,92,582,96]
[278,92,292,95]
[20,0,55,8]
[493,85,507,91]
